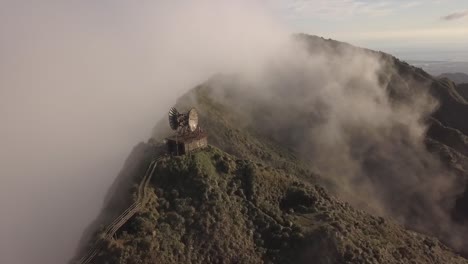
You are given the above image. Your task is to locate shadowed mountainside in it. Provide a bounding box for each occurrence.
[456,83,468,101]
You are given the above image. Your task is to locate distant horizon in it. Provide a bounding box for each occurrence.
[316,34,468,62]
[377,46,468,75]
[268,0,468,72]
[305,33,468,75]
[268,0,468,54]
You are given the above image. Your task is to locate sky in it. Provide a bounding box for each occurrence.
[0,1,467,264]
[266,0,468,57]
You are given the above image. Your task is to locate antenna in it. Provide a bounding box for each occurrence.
[165,106,207,156]
[168,107,179,130]
[187,108,199,132]
[168,107,199,134]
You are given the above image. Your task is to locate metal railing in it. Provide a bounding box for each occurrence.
[75,156,161,264]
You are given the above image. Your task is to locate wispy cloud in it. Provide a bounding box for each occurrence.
[401,1,422,9]
[441,10,468,21]
[284,0,394,18]
[276,0,426,20]
[333,26,468,41]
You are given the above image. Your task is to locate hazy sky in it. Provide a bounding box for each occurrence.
[266,0,468,53]
[0,1,467,264]
[0,1,286,263]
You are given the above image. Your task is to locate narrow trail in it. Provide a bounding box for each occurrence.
[75,155,162,264]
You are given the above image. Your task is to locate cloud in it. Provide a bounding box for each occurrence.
[441,10,468,21]
[271,0,427,20]
[401,1,422,9]
[206,34,468,252]
[325,26,468,46]
[348,27,468,39]
[286,0,393,18]
[0,1,289,263]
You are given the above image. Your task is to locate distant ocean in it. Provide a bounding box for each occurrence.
[392,50,468,62]
[388,49,468,76]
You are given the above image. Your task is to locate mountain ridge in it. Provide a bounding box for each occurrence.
[73,34,468,263]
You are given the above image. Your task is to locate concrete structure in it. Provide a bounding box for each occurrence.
[166,130,208,156]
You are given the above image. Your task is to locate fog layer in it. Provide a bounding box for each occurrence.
[209,37,467,251]
[0,1,288,263]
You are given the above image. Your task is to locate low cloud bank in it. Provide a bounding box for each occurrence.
[0,1,288,263]
[210,35,468,251]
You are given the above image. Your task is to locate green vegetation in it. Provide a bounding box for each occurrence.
[90,147,466,264]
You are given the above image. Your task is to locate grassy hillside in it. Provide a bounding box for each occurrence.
[91,147,468,264]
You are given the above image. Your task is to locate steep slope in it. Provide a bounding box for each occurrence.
[71,143,165,263]
[457,83,468,101]
[72,144,154,258]
[90,147,468,264]
[427,118,468,158]
[428,78,468,136]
